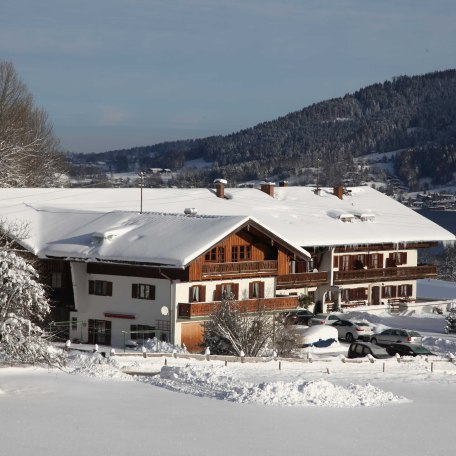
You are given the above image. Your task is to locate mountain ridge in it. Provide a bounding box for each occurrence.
[70,69,456,189]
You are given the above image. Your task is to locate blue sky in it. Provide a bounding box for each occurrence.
[2,0,455,153]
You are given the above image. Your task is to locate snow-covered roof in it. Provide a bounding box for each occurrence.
[0,186,453,256]
[0,203,309,267]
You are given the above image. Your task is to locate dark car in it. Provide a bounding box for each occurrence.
[385,343,436,357]
[347,341,392,360]
[282,309,314,326]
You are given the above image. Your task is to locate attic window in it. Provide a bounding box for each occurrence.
[339,214,355,223]
[358,213,375,222]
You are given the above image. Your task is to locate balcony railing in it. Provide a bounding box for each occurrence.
[276,271,329,289]
[202,260,278,277]
[178,295,299,319]
[333,265,437,284]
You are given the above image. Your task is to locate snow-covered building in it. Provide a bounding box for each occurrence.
[0,184,453,351]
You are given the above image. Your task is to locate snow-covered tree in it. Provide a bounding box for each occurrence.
[0,248,61,365]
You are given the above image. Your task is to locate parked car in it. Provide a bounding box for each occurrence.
[371,329,423,346]
[331,319,373,342]
[283,309,314,326]
[288,324,338,347]
[347,341,392,360]
[308,313,341,326]
[385,343,436,357]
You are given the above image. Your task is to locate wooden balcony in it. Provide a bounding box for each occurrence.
[333,265,437,284]
[276,271,329,289]
[202,260,278,278]
[178,295,299,319]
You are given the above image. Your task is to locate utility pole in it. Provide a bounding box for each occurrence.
[138,171,145,214]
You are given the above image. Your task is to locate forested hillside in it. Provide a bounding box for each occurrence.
[73,70,456,187]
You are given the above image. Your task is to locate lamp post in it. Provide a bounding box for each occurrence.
[138,171,145,214]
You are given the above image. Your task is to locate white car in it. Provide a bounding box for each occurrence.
[331,319,374,342]
[308,313,341,326]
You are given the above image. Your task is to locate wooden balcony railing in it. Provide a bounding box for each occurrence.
[178,295,299,319]
[333,265,437,284]
[276,271,329,289]
[202,260,278,277]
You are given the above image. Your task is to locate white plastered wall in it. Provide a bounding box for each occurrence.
[69,262,171,348]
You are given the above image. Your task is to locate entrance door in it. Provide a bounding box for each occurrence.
[88,319,112,345]
[371,286,380,306]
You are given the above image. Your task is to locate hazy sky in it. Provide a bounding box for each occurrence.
[2,0,455,153]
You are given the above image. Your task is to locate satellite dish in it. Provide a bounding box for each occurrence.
[161,306,169,316]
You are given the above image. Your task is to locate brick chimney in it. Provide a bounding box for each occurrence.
[333,186,344,200]
[214,178,227,199]
[260,182,275,197]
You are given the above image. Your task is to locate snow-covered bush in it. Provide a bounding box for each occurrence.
[0,248,63,365]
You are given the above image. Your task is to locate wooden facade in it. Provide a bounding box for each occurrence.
[188,227,307,281]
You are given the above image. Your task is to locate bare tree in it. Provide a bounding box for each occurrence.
[0,61,67,187]
[203,292,274,357]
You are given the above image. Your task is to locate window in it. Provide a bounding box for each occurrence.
[398,284,412,297]
[215,283,239,300]
[353,254,366,269]
[130,324,155,340]
[89,280,112,296]
[51,272,62,288]
[231,245,251,262]
[341,255,350,271]
[348,288,367,301]
[341,288,350,302]
[71,317,78,330]
[132,284,156,300]
[189,285,206,302]
[382,285,396,298]
[205,247,225,263]
[388,252,407,266]
[369,253,383,269]
[249,281,264,299]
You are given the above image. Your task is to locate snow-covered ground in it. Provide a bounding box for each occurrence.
[2,300,456,456]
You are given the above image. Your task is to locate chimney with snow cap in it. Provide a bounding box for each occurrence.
[214,178,227,199]
[260,182,275,197]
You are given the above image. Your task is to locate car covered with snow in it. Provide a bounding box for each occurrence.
[288,324,338,347]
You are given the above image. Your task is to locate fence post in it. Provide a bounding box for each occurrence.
[383,362,386,373]
[431,362,434,373]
